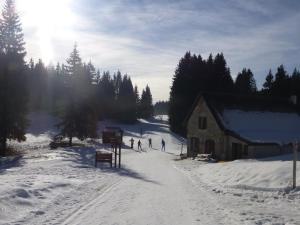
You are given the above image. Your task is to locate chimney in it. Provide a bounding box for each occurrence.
[290,95,297,105]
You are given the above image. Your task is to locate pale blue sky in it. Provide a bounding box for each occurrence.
[13,0,300,101]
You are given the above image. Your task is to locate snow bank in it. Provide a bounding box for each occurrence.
[188,154,300,191]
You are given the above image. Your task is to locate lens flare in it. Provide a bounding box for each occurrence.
[16,0,75,64]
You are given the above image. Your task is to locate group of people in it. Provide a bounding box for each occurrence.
[129,137,166,151]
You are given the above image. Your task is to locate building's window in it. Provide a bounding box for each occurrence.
[243,145,248,156]
[198,117,207,129]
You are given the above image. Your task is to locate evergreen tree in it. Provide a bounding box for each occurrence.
[212,53,234,92]
[235,68,257,94]
[169,52,234,135]
[28,59,48,110]
[116,75,136,123]
[65,43,82,76]
[0,0,25,57]
[113,71,122,98]
[134,85,140,118]
[140,85,154,119]
[169,52,195,135]
[272,65,290,97]
[263,69,274,91]
[58,45,97,146]
[154,101,169,115]
[291,68,300,98]
[0,0,28,155]
[86,61,96,83]
[96,71,115,119]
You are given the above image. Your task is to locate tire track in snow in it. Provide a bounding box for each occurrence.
[173,164,244,225]
[60,177,125,225]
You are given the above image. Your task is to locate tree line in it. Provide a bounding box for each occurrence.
[154,101,169,115]
[0,0,154,155]
[27,50,154,124]
[169,52,300,135]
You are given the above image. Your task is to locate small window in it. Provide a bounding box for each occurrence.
[244,145,248,156]
[198,117,207,129]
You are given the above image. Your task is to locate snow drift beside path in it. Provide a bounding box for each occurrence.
[182,155,300,191]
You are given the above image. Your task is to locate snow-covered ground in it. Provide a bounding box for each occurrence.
[0,113,299,225]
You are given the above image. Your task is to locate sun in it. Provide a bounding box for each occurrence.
[16,0,75,64]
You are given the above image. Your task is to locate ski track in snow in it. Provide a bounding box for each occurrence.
[0,115,300,225]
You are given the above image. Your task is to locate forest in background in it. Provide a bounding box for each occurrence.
[27,47,154,123]
[0,0,154,155]
[169,52,300,135]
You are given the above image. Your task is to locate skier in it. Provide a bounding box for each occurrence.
[161,139,166,151]
[138,140,142,151]
[130,138,134,149]
[148,138,152,148]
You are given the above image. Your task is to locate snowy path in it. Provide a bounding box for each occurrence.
[59,150,234,225]
[61,151,194,225]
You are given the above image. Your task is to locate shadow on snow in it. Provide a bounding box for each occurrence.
[63,146,160,185]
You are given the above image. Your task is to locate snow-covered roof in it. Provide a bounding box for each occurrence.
[220,109,300,144]
[197,93,300,144]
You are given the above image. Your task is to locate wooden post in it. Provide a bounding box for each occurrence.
[293,141,298,189]
[118,144,121,168]
[114,144,117,168]
[95,152,97,167]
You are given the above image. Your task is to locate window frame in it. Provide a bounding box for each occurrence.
[198,116,207,130]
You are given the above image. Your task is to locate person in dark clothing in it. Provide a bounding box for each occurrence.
[138,140,142,151]
[161,139,165,151]
[148,138,152,148]
[130,138,134,149]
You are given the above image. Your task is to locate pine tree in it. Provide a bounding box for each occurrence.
[65,43,82,76]
[140,85,154,119]
[96,71,115,119]
[85,61,96,84]
[113,71,122,98]
[116,75,136,123]
[235,68,257,94]
[213,53,234,92]
[154,101,169,115]
[169,52,194,135]
[134,85,140,118]
[291,68,300,98]
[28,59,48,110]
[272,65,290,97]
[0,0,28,155]
[0,0,25,57]
[263,69,274,92]
[58,45,97,146]
[169,52,234,135]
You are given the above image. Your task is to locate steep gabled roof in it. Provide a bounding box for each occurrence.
[186,92,300,145]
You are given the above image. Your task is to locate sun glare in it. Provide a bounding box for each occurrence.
[16,0,75,64]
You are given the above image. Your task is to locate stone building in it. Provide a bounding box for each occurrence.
[185,93,300,160]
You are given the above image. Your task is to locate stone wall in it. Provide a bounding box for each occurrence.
[187,97,226,160]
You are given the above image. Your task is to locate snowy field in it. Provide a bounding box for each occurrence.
[0,113,299,225]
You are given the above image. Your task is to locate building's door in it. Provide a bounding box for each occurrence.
[232,143,243,160]
[190,137,200,156]
[205,139,215,157]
